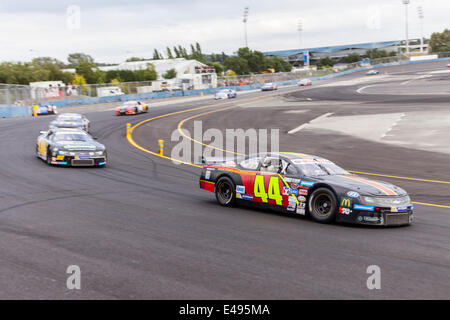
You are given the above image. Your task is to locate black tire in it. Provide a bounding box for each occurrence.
[308,187,337,223]
[46,147,52,165]
[215,176,236,206]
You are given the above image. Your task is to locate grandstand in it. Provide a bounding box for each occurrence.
[264,39,428,66]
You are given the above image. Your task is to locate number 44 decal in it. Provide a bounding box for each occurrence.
[253,175,283,206]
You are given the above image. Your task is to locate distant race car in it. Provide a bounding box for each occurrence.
[49,113,90,132]
[447,63,450,68]
[298,78,312,86]
[115,101,148,116]
[215,89,237,100]
[366,69,380,75]
[199,152,413,227]
[36,128,107,167]
[33,105,58,115]
[261,83,278,91]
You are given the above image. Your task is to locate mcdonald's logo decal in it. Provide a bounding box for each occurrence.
[340,197,352,208]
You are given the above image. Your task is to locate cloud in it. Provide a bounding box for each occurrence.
[0,0,448,63]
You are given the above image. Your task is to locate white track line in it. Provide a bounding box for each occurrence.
[356,85,375,94]
[288,112,334,134]
[381,113,406,139]
[401,75,432,85]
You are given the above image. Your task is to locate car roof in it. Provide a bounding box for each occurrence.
[52,127,86,133]
[57,113,82,118]
[248,152,327,161]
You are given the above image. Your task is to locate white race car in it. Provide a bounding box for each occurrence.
[366,69,380,75]
[261,83,278,91]
[214,89,237,100]
[298,78,312,86]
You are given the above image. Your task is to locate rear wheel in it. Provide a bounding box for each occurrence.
[308,188,337,223]
[215,177,236,206]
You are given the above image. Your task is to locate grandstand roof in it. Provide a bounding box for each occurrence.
[263,40,401,57]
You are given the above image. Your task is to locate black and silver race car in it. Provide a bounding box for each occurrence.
[49,113,90,132]
[199,152,413,227]
[36,128,106,167]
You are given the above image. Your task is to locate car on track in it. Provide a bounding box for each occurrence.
[214,89,237,100]
[297,78,312,86]
[366,69,380,75]
[261,83,278,91]
[49,113,90,132]
[447,63,450,68]
[36,128,107,167]
[33,105,58,115]
[199,152,413,227]
[115,101,148,116]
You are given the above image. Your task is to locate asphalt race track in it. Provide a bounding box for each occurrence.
[0,61,449,299]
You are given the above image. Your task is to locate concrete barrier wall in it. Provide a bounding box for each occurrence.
[0,105,31,118]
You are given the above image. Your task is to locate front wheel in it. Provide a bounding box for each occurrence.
[308,188,337,223]
[215,177,236,206]
[46,148,52,165]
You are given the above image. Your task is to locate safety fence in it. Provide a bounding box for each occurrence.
[1,53,449,116]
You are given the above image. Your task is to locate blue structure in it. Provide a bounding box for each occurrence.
[264,40,402,64]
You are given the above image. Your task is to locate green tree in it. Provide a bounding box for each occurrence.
[342,53,361,63]
[75,61,98,84]
[126,57,147,62]
[224,57,250,75]
[72,73,87,85]
[265,56,292,72]
[162,68,177,79]
[174,46,181,58]
[429,29,450,52]
[153,49,162,60]
[67,53,94,67]
[316,57,336,69]
[166,47,174,59]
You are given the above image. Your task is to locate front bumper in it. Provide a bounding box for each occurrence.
[337,206,413,226]
[50,154,106,167]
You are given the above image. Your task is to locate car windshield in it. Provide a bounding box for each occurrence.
[123,102,137,106]
[58,115,81,121]
[292,159,349,177]
[54,132,89,142]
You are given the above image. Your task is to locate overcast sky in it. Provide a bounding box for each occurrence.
[0,0,448,63]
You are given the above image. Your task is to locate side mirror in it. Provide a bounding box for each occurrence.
[39,131,47,135]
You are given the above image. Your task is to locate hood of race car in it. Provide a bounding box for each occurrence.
[55,140,105,151]
[314,174,407,197]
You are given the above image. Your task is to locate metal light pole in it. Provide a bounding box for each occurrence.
[243,7,249,48]
[417,6,424,53]
[297,19,303,48]
[402,0,410,54]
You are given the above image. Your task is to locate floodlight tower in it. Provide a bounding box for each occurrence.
[402,0,410,54]
[417,6,424,53]
[297,19,303,48]
[243,7,249,48]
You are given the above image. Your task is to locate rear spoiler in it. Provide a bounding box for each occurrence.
[200,156,236,165]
